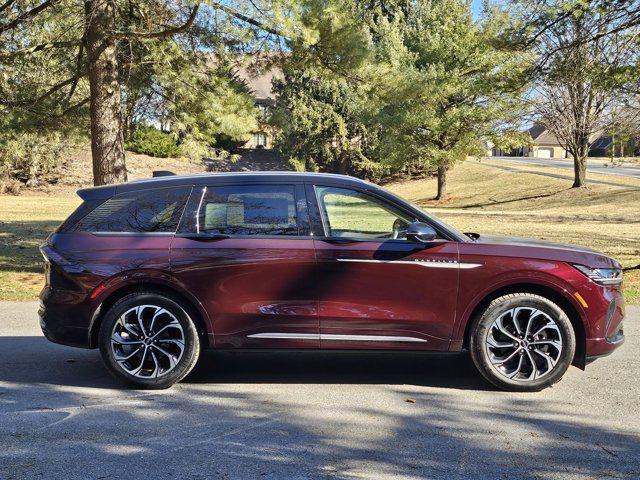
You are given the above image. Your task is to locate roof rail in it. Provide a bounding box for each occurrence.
[152,170,176,177]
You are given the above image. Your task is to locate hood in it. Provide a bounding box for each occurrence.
[476,235,599,254]
[470,234,620,269]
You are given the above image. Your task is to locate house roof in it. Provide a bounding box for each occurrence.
[232,56,282,101]
[528,124,562,146]
[590,135,613,149]
[204,54,282,101]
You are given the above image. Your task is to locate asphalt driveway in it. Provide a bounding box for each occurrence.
[0,302,638,479]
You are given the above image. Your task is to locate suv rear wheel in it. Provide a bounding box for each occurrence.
[98,292,200,389]
[469,293,576,392]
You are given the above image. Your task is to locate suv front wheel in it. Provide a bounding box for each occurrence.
[98,292,201,389]
[470,293,576,392]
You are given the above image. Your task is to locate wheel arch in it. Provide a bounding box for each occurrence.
[88,281,211,350]
[460,283,586,369]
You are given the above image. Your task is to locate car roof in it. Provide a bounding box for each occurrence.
[78,171,372,199]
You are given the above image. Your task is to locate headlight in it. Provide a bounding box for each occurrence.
[572,264,623,285]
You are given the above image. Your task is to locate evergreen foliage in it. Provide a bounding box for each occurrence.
[125,125,182,158]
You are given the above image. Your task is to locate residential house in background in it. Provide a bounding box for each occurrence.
[521,124,567,158]
[488,124,567,158]
[486,123,639,159]
[233,60,282,150]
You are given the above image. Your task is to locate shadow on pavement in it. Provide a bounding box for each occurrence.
[0,335,489,391]
[1,335,638,479]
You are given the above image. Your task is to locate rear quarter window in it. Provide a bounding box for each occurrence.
[74,186,192,233]
[57,199,107,233]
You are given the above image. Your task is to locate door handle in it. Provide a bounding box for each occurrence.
[321,238,358,245]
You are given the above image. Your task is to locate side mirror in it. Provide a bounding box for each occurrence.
[406,221,437,243]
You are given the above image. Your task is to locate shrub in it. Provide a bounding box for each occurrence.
[288,157,307,172]
[178,136,212,162]
[0,177,22,195]
[126,125,181,158]
[0,131,66,186]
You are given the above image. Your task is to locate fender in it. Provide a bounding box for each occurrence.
[86,268,212,346]
[451,268,588,349]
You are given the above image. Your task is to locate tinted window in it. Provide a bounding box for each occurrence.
[316,186,412,239]
[75,187,191,233]
[199,185,298,236]
[57,199,106,233]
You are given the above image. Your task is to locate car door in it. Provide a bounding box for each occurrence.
[308,183,460,351]
[170,182,319,349]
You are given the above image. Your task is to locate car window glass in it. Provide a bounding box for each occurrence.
[315,186,412,239]
[199,185,298,236]
[75,187,191,233]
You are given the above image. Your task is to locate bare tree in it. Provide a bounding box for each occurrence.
[520,1,639,187]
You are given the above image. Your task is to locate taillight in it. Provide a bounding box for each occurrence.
[40,245,85,273]
[39,245,84,291]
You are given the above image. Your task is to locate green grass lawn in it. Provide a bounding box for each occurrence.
[1,159,638,302]
[0,195,80,300]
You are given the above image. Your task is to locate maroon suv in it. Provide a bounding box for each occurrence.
[39,172,625,391]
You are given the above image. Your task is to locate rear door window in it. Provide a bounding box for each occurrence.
[75,186,192,233]
[197,185,300,236]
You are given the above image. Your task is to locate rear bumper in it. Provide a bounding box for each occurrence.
[39,286,94,349]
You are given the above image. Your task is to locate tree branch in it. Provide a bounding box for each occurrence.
[0,70,86,107]
[0,0,58,34]
[59,95,90,116]
[0,40,79,59]
[66,40,85,103]
[208,1,284,37]
[112,4,200,39]
[0,0,16,15]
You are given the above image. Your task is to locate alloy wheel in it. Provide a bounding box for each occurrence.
[485,307,563,381]
[110,305,185,378]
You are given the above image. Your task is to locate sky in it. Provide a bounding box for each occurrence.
[472,0,485,17]
[472,0,506,18]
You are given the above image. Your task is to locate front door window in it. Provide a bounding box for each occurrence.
[315,186,413,240]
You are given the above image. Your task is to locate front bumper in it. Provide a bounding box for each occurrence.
[585,322,624,363]
[582,284,625,364]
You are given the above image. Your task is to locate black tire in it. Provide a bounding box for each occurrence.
[469,293,576,392]
[99,291,201,389]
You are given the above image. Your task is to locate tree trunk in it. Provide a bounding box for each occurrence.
[85,0,127,186]
[572,153,587,187]
[436,165,447,200]
[337,157,348,175]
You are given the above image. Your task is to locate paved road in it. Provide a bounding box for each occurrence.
[486,156,640,180]
[1,302,638,479]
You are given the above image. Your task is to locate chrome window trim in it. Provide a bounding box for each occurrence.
[91,232,176,237]
[195,186,207,234]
